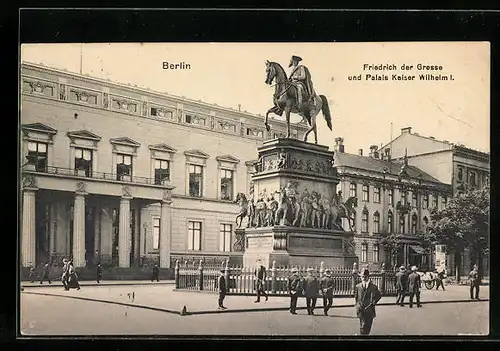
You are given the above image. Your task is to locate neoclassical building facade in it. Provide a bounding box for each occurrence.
[332,138,453,270]
[20,62,309,270]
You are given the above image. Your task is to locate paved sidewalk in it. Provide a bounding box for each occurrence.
[22,283,488,316]
[21,280,175,288]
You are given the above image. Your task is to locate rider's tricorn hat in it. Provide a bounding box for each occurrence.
[289,55,303,67]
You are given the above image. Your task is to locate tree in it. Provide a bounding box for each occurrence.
[380,233,405,268]
[418,184,489,281]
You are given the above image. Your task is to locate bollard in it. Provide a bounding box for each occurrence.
[174,260,180,289]
[198,260,204,291]
[271,260,277,294]
[380,263,386,295]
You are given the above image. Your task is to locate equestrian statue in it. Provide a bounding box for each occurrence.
[264,56,332,144]
[330,190,358,232]
[234,192,249,228]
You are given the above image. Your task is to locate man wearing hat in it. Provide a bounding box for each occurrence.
[288,55,316,106]
[287,267,301,314]
[395,265,409,306]
[320,268,335,316]
[304,268,320,315]
[61,258,69,291]
[408,266,422,308]
[218,269,227,310]
[468,264,481,300]
[254,259,269,303]
[354,267,382,336]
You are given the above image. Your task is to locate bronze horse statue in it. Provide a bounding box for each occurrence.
[330,196,358,232]
[264,61,332,144]
[234,192,249,228]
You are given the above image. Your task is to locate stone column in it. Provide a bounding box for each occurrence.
[94,204,101,253]
[21,188,37,267]
[73,192,86,267]
[49,204,56,256]
[159,190,172,268]
[119,196,131,268]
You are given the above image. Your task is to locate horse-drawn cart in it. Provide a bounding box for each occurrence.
[419,271,436,290]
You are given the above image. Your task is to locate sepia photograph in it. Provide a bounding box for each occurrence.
[19,42,490,336]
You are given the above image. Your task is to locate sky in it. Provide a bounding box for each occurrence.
[21,42,490,153]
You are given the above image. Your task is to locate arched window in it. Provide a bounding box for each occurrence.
[423,216,429,233]
[373,211,380,234]
[361,210,369,233]
[411,213,418,234]
[458,167,463,181]
[387,211,393,234]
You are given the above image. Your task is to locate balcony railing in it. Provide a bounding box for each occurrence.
[22,165,162,186]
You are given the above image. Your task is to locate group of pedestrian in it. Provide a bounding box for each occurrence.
[28,262,53,284]
[394,265,422,308]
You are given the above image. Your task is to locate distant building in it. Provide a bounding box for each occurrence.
[381,127,490,276]
[20,62,308,271]
[333,138,452,270]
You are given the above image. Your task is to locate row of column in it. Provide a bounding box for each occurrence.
[21,189,172,268]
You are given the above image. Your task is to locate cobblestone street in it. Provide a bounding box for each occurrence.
[20,283,489,336]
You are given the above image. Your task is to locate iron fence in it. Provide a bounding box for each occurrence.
[175,261,398,297]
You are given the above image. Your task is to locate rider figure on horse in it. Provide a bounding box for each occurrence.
[288,55,317,106]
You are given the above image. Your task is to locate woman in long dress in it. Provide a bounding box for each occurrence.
[67,261,81,290]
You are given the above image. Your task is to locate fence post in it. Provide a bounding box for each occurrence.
[351,262,358,292]
[224,259,230,293]
[319,261,325,277]
[198,260,204,291]
[271,260,277,294]
[380,262,386,295]
[174,260,180,288]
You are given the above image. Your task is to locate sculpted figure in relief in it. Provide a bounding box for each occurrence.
[299,189,312,227]
[255,198,268,227]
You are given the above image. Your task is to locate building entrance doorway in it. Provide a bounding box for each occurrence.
[85,205,95,266]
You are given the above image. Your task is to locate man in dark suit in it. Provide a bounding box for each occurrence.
[435,268,446,291]
[395,266,408,306]
[468,264,481,300]
[151,264,159,282]
[408,266,422,308]
[304,268,319,315]
[287,267,301,315]
[320,268,335,316]
[96,263,103,284]
[39,263,52,284]
[254,259,269,303]
[218,269,227,310]
[354,267,382,336]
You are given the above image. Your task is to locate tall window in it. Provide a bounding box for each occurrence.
[388,211,394,234]
[399,215,406,234]
[423,216,429,233]
[388,188,394,205]
[362,185,369,202]
[423,193,429,209]
[412,192,418,207]
[411,214,418,234]
[154,159,170,185]
[152,217,160,250]
[219,223,232,252]
[458,167,464,181]
[469,172,476,187]
[75,148,93,177]
[373,244,380,263]
[187,221,202,251]
[361,243,368,263]
[349,183,357,197]
[116,154,132,180]
[432,195,438,208]
[220,169,234,200]
[442,196,448,208]
[188,165,203,197]
[401,191,407,205]
[27,141,48,172]
[373,212,380,234]
[373,187,381,203]
[361,210,369,233]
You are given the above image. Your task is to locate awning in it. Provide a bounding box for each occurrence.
[409,245,426,255]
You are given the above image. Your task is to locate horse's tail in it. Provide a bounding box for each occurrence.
[320,95,332,130]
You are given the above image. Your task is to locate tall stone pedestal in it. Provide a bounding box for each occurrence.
[242,138,357,268]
